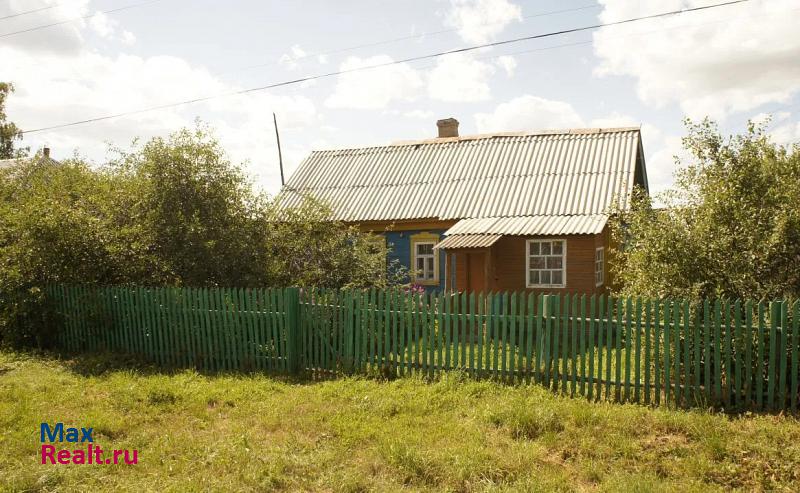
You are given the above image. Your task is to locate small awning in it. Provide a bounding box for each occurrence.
[435,234,502,250]
[444,215,608,236]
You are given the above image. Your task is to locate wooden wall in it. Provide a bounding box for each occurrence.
[485,227,611,295]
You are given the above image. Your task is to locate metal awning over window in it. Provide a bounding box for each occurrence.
[434,234,502,250]
[444,215,608,236]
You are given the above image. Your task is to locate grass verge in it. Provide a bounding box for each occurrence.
[1,350,799,492]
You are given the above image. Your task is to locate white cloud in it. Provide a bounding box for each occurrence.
[278,44,307,71]
[89,12,114,37]
[646,136,686,198]
[495,55,517,77]
[751,111,800,145]
[403,109,435,119]
[427,53,495,102]
[3,14,319,195]
[2,0,88,54]
[588,111,638,128]
[444,0,522,44]
[772,120,800,145]
[593,0,800,119]
[386,109,436,120]
[474,95,585,132]
[325,55,423,110]
[87,11,136,44]
[121,30,136,45]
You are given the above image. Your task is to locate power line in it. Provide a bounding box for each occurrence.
[41,2,604,86]
[0,0,167,38]
[22,0,750,135]
[474,0,794,68]
[223,3,602,77]
[0,3,64,21]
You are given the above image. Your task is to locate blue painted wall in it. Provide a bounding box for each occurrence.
[384,230,446,292]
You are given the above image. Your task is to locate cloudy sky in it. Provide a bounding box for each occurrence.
[3,0,800,195]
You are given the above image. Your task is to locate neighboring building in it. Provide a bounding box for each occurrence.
[0,147,60,170]
[282,119,648,294]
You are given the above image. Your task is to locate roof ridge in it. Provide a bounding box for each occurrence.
[308,126,641,154]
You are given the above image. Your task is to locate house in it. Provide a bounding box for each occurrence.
[282,119,648,294]
[0,147,60,170]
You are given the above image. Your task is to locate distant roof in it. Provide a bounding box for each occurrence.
[281,127,647,235]
[0,155,61,170]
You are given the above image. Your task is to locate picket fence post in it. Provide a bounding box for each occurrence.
[285,287,302,374]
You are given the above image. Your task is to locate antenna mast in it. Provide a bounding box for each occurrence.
[273,112,285,187]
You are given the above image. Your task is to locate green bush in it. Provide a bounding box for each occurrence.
[611,119,800,301]
[0,125,403,347]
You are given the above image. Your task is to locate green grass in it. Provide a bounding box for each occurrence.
[1,351,799,492]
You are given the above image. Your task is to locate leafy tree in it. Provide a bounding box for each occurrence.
[263,197,404,289]
[0,158,127,346]
[0,124,402,347]
[610,119,800,301]
[106,125,402,289]
[0,82,26,159]
[107,126,270,286]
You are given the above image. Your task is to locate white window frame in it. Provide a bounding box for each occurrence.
[526,239,567,288]
[413,241,437,283]
[595,247,605,287]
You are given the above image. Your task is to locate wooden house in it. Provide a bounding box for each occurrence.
[282,118,648,294]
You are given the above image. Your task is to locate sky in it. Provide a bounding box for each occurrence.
[3,0,800,196]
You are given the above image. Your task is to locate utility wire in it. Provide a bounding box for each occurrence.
[22,0,750,135]
[0,3,64,21]
[0,0,166,38]
[223,3,602,76]
[44,2,603,86]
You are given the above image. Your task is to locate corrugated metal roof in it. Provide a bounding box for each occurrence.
[281,127,641,223]
[434,234,502,249]
[0,156,61,169]
[444,215,608,236]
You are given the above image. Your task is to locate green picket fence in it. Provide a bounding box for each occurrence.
[49,285,299,373]
[48,285,800,412]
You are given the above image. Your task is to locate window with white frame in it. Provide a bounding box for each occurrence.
[526,239,566,288]
[414,242,436,282]
[595,247,605,286]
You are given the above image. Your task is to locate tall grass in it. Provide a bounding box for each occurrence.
[1,350,799,492]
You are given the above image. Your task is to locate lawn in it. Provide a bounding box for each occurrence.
[1,351,799,492]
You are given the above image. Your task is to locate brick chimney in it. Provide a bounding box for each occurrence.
[436,118,459,138]
[43,147,50,158]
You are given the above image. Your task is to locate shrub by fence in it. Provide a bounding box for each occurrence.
[48,285,799,412]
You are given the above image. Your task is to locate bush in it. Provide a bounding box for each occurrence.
[610,119,800,301]
[0,125,403,347]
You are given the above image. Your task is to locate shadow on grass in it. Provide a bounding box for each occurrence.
[5,348,794,417]
[5,348,399,387]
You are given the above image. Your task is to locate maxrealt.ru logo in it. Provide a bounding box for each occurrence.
[40,423,138,465]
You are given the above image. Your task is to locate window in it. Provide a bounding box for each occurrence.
[595,247,604,286]
[526,239,566,288]
[410,232,440,285]
[414,242,436,281]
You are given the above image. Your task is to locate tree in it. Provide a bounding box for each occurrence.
[610,119,800,302]
[262,197,404,289]
[107,125,269,286]
[0,82,26,159]
[0,123,402,346]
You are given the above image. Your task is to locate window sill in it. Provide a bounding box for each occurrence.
[526,284,566,289]
[414,279,440,286]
